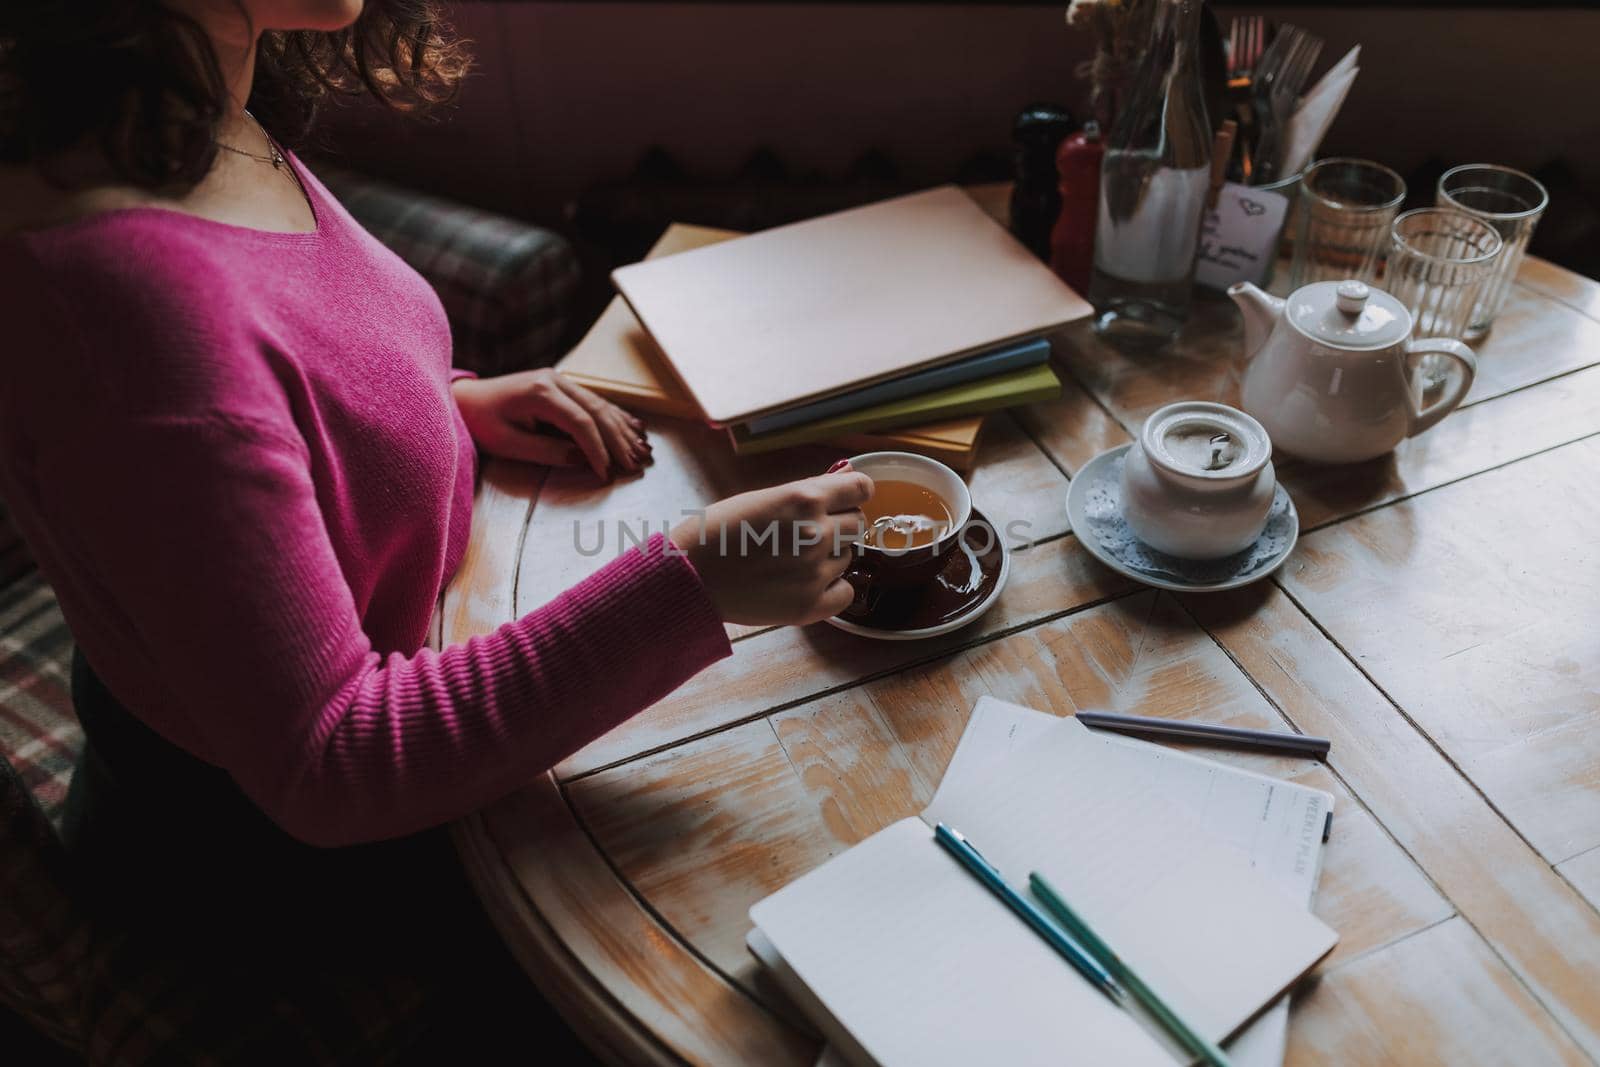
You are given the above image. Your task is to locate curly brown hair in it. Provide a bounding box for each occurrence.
[0,1,471,188]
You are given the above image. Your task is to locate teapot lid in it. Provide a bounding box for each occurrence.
[1287,280,1411,350]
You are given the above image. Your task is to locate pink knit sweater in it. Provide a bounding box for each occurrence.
[0,158,731,846]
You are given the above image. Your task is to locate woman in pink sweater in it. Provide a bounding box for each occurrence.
[0,0,869,1060]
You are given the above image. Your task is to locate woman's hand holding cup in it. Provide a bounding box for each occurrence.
[671,462,873,627]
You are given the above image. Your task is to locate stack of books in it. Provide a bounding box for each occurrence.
[556,187,1092,469]
[747,697,1338,1066]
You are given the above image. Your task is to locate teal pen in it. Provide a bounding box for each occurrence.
[932,823,1123,1003]
[1030,872,1233,1067]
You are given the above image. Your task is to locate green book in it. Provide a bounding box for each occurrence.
[729,363,1061,455]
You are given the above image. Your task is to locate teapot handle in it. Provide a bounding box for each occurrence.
[1401,338,1478,438]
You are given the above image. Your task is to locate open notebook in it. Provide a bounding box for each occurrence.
[748,698,1337,1067]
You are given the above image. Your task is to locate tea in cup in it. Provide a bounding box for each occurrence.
[845,452,972,593]
[859,478,958,550]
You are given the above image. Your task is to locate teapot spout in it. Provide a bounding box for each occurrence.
[1227,281,1286,362]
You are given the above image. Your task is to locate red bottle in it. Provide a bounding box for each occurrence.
[1049,121,1103,297]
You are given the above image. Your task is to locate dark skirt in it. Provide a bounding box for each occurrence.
[63,650,592,1064]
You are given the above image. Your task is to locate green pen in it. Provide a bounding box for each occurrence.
[1028,872,1233,1067]
[932,824,1123,1002]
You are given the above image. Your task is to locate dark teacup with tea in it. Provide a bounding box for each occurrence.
[845,452,973,599]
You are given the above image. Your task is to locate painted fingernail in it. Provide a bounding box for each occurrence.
[826,459,852,474]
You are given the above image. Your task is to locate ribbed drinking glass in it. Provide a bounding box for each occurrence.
[1385,208,1501,340]
[1436,163,1549,341]
[1289,158,1406,289]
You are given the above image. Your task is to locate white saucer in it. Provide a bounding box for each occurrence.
[1065,444,1299,594]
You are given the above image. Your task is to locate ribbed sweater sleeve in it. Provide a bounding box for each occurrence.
[34,412,730,846]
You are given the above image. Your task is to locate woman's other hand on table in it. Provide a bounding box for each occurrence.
[452,368,650,479]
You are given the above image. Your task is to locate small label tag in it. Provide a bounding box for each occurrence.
[1195,182,1291,290]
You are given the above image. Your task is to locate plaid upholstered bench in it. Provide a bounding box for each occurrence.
[0,169,580,1063]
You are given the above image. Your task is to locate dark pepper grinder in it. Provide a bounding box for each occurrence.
[1049,120,1103,297]
[1010,103,1076,261]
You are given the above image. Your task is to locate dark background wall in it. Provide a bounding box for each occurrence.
[311,2,1600,298]
[312,0,1600,319]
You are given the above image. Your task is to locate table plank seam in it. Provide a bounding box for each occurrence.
[1267,575,1563,879]
[555,776,812,1041]
[768,699,939,810]
[856,689,943,802]
[502,460,546,623]
[1457,357,1600,414]
[1262,582,1600,1057]
[1556,851,1600,917]
[767,715,812,802]
[1315,913,1459,979]
[561,571,1143,784]
[1516,276,1600,326]
[1175,591,1473,926]
[1048,345,1145,441]
[1561,842,1600,872]
[1008,407,1079,482]
[1187,589,1600,1061]
[1299,428,1600,537]
[1176,589,1469,888]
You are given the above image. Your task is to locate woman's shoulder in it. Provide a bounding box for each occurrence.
[2,163,255,281]
[3,218,252,384]
[4,210,243,337]
[6,212,236,292]
[0,180,285,428]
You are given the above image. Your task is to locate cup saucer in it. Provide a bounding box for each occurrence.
[1065,444,1299,593]
[826,507,1011,641]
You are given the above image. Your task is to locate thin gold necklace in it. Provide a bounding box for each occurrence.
[214,109,285,170]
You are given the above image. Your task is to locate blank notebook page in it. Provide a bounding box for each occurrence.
[923,714,1339,1042]
[924,698,1335,1067]
[749,817,1172,1067]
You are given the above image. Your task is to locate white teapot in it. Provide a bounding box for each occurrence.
[1229,279,1477,464]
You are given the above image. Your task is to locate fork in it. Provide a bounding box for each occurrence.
[1225,16,1268,180]
[1253,26,1324,184]
[1227,15,1267,82]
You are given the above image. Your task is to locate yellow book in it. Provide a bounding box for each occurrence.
[556,223,987,469]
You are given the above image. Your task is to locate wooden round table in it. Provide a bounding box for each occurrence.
[445,251,1600,1066]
